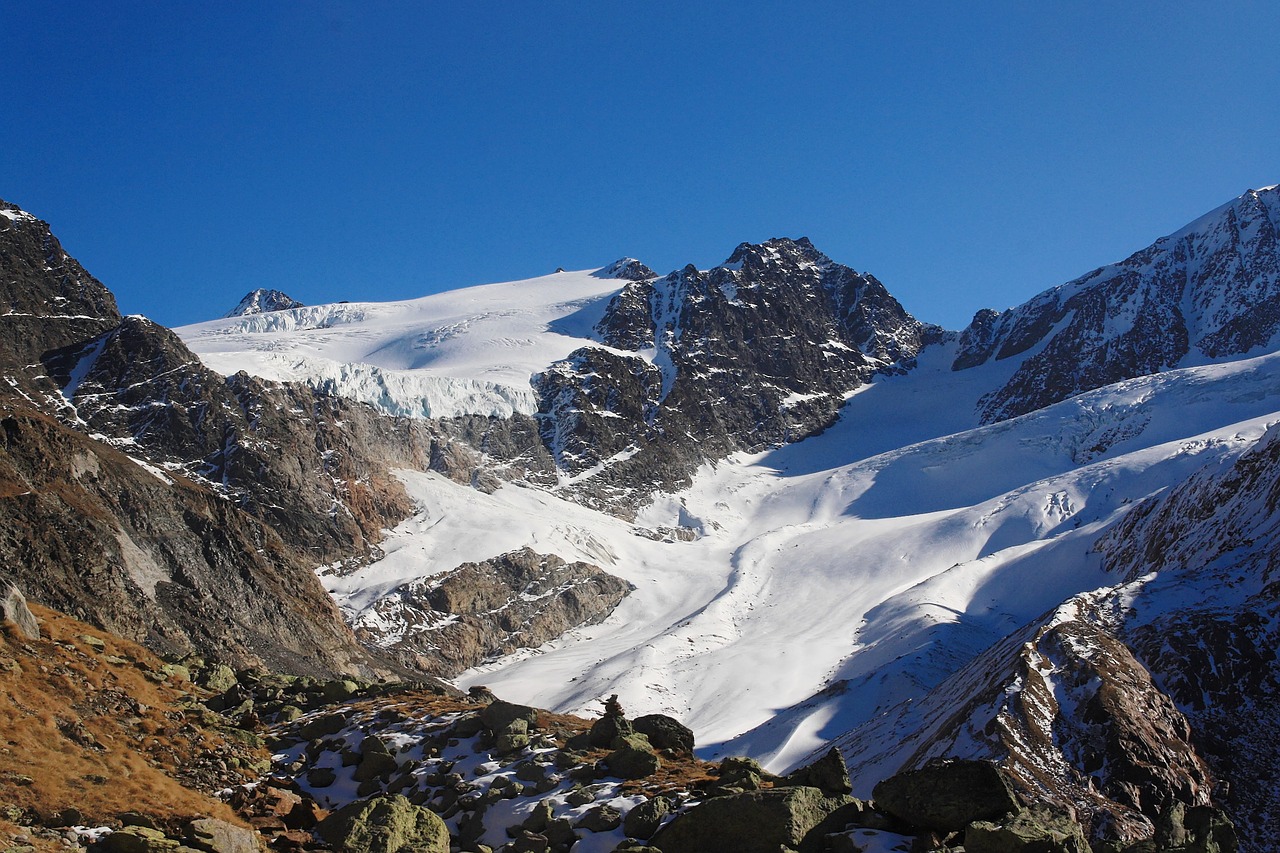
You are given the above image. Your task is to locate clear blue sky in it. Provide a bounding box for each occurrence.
[3,2,1278,329]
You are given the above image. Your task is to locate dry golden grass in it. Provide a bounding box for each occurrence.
[0,603,255,829]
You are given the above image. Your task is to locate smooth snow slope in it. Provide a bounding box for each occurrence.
[178,268,627,418]
[320,337,1280,773]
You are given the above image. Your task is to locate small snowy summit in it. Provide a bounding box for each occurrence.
[224,288,305,317]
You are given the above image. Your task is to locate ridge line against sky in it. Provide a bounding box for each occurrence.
[3,2,1277,329]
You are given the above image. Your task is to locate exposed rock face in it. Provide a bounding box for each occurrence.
[537,237,936,513]
[0,201,119,372]
[960,187,1280,423]
[224,289,304,317]
[352,547,632,676]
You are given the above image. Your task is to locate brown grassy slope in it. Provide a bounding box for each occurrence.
[0,603,262,828]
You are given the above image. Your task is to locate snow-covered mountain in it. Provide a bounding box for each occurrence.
[174,185,1280,846]
[4,185,1278,848]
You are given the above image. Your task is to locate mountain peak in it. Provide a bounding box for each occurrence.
[723,236,830,272]
[224,289,304,318]
[593,258,656,281]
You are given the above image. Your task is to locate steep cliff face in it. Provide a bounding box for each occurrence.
[537,237,937,513]
[960,186,1280,423]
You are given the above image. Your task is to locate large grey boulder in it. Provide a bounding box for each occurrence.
[316,794,449,853]
[185,818,263,853]
[651,786,852,853]
[0,575,39,640]
[872,759,1020,832]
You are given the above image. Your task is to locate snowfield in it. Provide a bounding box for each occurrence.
[178,268,628,418]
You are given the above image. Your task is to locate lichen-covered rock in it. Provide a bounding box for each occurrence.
[965,807,1089,853]
[624,796,672,840]
[606,733,660,779]
[651,786,853,853]
[100,826,186,852]
[872,759,1020,832]
[316,794,449,853]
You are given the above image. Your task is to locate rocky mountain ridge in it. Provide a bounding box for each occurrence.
[956,185,1280,423]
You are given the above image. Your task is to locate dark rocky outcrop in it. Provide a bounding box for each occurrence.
[633,713,695,755]
[536,237,938,514]
[0,198,517,676]
[965,806,1090,853]
[356,547,632,676]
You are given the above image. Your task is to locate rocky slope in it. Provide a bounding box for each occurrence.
[538,237,937,513]
[958,186,1280,423]
[0,200,596,677]
[827,421,1280,848]
[342,547,633,677]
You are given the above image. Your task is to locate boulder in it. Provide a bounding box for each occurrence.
[480,699,538,734]
[201,664,238,693]
[100,827,184,852]
[632,714,694,754]
[711,755,772,794]
[651,786,852,853]
[354,735,398,782]
[0,576,39,640]
[316,794,449,853]
[495,717,531,754]
[297,711,349,741]
[185,818,263,853]
[1156,803,1238,853]
[965,807,1089,853]
[606,733,661,779]
[781,747,852,795]
[575,804,622,832]
[872,759,1020,832]
[624,796,671,840]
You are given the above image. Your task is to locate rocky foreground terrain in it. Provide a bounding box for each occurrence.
[0,600,1238,853]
